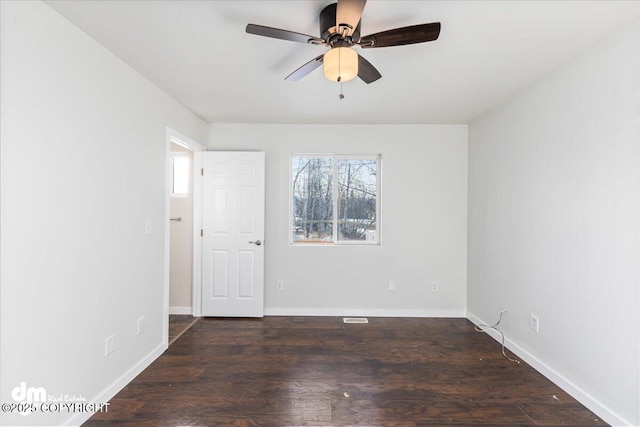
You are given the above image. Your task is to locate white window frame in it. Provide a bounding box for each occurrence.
[289,154,381,246]
[170,151,190,198]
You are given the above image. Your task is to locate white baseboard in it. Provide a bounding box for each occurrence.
[466,311,630,427]
[64,341,167,426]
[169,306,192,315]
[265,307,466,318]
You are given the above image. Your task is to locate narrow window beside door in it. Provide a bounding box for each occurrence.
[171,152,190,197]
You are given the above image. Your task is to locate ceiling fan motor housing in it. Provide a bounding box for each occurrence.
[320,3,361,46]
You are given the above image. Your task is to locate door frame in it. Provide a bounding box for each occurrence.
[163,128,204,347]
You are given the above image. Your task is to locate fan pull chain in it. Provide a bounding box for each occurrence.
[338,48,345,100]
[336,76,345,100]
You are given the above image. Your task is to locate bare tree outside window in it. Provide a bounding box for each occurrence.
[337,159,377,241]
[292,155,379,244]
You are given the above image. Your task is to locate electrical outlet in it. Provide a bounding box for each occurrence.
[276,280,284,291]
[105,335,115,356]
[431,282,438,292]
[137,316,145,336]
[529,314,540,332]
[388,281,395,291]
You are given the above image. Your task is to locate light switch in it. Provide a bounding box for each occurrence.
[145,221,152,235]
[105,335,114,356]
[137,316,144,336]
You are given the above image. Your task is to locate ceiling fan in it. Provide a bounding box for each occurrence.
[246,0,441,85]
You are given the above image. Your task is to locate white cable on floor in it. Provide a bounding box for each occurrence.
[474,310,520,364]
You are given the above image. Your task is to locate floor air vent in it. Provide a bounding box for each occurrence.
[343,317,368,324]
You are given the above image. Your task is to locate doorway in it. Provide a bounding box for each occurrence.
[169,144,193,315]
[164,128,203,347]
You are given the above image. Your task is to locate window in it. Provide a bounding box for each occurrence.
[291,155,380,244]
[171,152,190,197]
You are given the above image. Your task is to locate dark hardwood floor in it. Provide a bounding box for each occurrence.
[168,314,200,346]
[86,317,606,426]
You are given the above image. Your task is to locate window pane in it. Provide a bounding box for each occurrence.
[173,156,189,196]
[292,157,333,242]
[337,159,377,241]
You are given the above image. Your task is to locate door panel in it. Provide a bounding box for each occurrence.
[238,251,255,299]
[238,187,256,234]
[210,250,229,298]
[202,152,265,317]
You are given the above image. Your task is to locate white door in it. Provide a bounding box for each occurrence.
[201,152,265,317]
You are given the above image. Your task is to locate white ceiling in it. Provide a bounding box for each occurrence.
[46,0,640,124]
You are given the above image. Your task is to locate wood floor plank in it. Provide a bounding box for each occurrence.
[84,317,607,426]
[168,315,193,341]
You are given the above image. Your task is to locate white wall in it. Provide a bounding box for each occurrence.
[0,2,206,426]
[207,124,468,317]
[467,23,640,426]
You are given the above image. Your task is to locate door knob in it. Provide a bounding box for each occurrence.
[249,239,262,246]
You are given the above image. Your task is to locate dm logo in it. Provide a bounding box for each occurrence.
[11,382,46,416]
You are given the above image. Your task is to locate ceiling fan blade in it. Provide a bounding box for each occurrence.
[360,22,441,48]
[336,0,367,37]
[246,24,324,45]
[285,54,325,81]
[357,54,381,84]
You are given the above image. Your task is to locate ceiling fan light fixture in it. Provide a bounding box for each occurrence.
[323,47,358,82]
